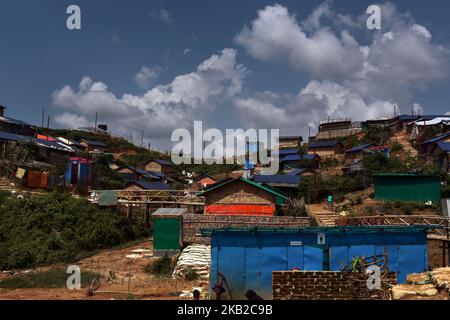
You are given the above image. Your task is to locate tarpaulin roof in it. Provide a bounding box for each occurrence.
[281,154,319,162]
[278,148,300,156]
[436,141,450,153]
[287,168,309,176]
[80,139,108,147]
[125,180,173,190]
[0,130,28,142]
[345,143,373,153]
[0,130,73,152]
[399,114,449,121]
[421,132,450,145]
[309,140,341,148]
[413,117,450,126]
[32,138,74,152]
[0,116,31,126]
[152,159,173,166]
[253,174,300,186]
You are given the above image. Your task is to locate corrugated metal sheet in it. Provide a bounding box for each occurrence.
[374,174,441,203]
[153,208,188,216]
[153,217,181,251]
[210,227,428,299]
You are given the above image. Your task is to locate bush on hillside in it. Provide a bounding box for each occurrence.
[144,255,173,277]
[0,192,149,270]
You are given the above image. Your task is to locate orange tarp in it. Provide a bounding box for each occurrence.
[28,171,48,189]
[205,204,275,216]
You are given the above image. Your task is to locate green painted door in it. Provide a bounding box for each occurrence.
[153,218,180,251]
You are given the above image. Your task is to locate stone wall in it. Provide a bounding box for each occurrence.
[182,214,311,244]
[428,238,449,269]
[272,271,396,300]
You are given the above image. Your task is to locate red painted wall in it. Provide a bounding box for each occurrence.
[205,204,275,216]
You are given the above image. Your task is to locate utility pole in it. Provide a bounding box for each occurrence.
[94,112,98,132]
[140,130,144,149]
[41,109,45,128]
[47,116,50,129]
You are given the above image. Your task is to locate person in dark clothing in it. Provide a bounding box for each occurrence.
[193,289,201,300]
[245,290,264,300]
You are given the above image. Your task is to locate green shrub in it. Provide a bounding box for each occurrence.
[184,267,199,281]
[365,206,375,215]
[0,269,100,288]
[0,192,148,270]
[144,255,173,277]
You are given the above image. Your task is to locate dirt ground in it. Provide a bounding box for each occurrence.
[0,240,208,300]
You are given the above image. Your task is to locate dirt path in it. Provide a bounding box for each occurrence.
[307,203,337,226]
[391,130,418,156]
[0,240,208,300]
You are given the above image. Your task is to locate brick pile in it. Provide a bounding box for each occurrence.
[273,271,396,300]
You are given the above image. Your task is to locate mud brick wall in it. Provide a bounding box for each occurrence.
[428,238,449,269]
[273,271,397,300]
[182,214,311,244]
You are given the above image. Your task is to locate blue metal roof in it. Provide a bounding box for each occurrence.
[309,140,341,148]
[253,174,300,185]
[345,143,372,153]
[278,148,300,156]
[281,154,319,162]
[421,132,450,145]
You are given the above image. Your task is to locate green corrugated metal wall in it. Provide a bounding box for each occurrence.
[374,175,440,203]
[153,218,181,251]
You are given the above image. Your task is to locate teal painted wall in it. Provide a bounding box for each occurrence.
[374,175,440,203]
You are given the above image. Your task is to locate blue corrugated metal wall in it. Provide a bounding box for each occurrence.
[210,229,427,300]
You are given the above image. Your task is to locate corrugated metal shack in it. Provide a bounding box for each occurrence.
[374,174,441,204]
[152,208,188,256]
[208,226,428,300]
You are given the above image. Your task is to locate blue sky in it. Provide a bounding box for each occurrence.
[0,0,449,150]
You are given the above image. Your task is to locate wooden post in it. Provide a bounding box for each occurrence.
[127,205,133,220]
[145,204,150,228]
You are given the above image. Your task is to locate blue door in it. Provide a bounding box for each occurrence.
[397,245,427,283]
[304,246,323,270]
[244,247,262,297]
[216,246,246,299]
[259,247,287,299]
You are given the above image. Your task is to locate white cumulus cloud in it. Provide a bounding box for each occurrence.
[134,66,162,89]
[52,49,247,148]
